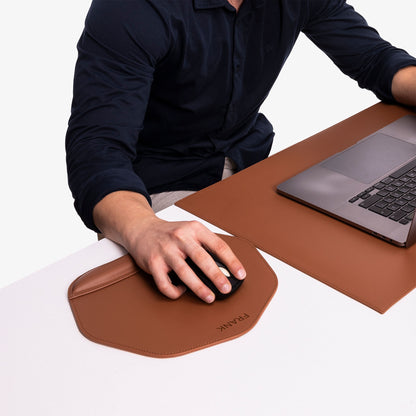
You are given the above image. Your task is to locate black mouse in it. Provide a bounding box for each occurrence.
[168,255,244,300]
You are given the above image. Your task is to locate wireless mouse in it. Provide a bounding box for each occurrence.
[168,255,244,300]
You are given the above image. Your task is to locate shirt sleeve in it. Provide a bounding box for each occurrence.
[303,0,416,102]
[65,0,171,231]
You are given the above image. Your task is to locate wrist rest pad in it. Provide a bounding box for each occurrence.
[177,103,416,314]
[68,234,277,358]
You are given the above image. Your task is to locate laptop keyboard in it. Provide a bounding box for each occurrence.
[348,158,416,225]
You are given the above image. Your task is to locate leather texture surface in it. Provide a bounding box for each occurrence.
[68,234,277,358]
[177,103,416,313]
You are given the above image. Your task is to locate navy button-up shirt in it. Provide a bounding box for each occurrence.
[66,0,416,231]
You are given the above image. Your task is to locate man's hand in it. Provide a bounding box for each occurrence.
[93,191,246,303]
[392,66,416,107]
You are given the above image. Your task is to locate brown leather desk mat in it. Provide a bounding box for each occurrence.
[68,235,277,358]
[177,103,416,314]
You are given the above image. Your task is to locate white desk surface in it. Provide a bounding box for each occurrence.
[1,205,416,416]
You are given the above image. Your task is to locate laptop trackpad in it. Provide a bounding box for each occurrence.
[321,133,416,184]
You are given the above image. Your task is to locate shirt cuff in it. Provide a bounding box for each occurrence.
[371,52,416,103]
[74,168,152,232]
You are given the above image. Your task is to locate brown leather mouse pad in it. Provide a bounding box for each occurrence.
[177,103,416,314]
[68,235,277,358]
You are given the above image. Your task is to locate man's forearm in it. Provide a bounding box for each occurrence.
[93,190,157,250]
[392,66,416,106]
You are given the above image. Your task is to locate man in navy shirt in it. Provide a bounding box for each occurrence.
[66,0,416,303]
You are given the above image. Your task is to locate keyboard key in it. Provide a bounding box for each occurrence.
[348,196,359,203]
[374,182,385,190]
[384,185,398,192]
[375,201,388,209]
[399,186,411,193]
[358,194,383,208]
[390,192,404,198]
[408,200,416,207]
[360,193,371,199]
[389,210,408,221]
[396,199,407,206]
[369,206,393,217]
[401,205,415,213]
[383,196,395,204]
[399,218,410,225]
[401,176,411,182]
[376,190,389,197]
[392,180,404,187]
[381,177,394,184]
[364,186,375,193]
[387,204,401,211]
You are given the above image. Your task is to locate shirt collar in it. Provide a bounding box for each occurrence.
[194,0,265,11]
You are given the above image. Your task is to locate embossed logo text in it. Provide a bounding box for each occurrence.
[216,313,250,332]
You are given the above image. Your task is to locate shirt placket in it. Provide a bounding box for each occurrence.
[222,8,248,132]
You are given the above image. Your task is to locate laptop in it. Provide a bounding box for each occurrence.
[276,115,416,247]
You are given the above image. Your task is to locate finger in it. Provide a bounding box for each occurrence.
[148,256,187,300]
[192,225,246,280]
[166,221,235,294]
[187,245,233,295]
[167,254,216,303]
